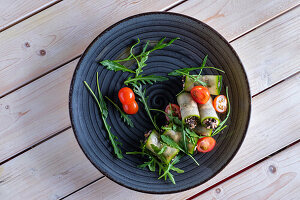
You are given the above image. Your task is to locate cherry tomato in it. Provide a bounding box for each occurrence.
[190,86,210,104]
[213,95,227,113]
[122,101,139,114]
[165,104,181,121]
[118,87,135,104]
[197,137,216,153]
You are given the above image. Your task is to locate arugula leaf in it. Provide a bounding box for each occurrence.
[127,146,183,184]
[197,55,208,79]
[124,75,168,85]
[158,154,182,183]
[100,60,136,74]
[157,145,167,155]
[170,166,184,173]
[150,144,168,163]
[168,66,225,76]
[133,84,159,131]
[142,40,150,53]
[105,96,134,127]
[149,37,180,53]
[149,108,182,127]
[104,37,179,70]
[181,123,188,152]
[185,127,203,139]
[161,135,184,152]
[129,38,145,77]
[96,74,108,118]
[84,76,123,159]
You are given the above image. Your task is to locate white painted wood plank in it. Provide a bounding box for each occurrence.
[171,0,300,41]
[231,6,300,95]
[0,0,181,97]
[194,143,300,200]
[0,129,102,200]
[0,0,60,31]
[0,0,298,97]
[0,60,76,162]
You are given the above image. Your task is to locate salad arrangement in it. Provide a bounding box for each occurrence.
[84,37,230,184]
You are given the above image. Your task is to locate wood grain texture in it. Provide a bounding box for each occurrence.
[0,0,60,31]
[194,143,300,200]
[1,72,298,199]
[65,73,300,200]
[231,6,300,95]
[0,1,298,166]
[0,60,76,162]
[171,0,300,41]
[0,0,180,97]
[0,0,298,99]
[0,129,102,200]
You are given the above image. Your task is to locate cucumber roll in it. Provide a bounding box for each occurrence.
[184,75,222,95]
[194,125,213,136]
[177,92,200,129]
[198,98,220,129]
[163,126,197,154]
[145,130,179,164]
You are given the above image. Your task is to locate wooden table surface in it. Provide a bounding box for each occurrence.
[0,1,299,199]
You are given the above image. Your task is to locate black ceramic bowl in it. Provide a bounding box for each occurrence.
[69,12,251,194]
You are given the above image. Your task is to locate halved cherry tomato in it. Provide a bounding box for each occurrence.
[197,137,216,153]
[122,101,139,114]
[118,87,135,104]
[213,95,227,113]
[190,86,210,104]
[165,104,181,121]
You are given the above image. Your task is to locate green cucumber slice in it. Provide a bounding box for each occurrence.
[194,125,213,136]
[177,92,200,128]
[184,75,222,95]
[198,98,220,128]
[163,125,196,154]
[145,130,179,164]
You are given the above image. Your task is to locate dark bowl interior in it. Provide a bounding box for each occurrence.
[69,12,251,194]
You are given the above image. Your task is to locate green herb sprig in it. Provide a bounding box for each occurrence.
[150,107,201,165]
[99,37,179,131]
[100,37,179,81]
[84,73,123,159]
[127,145,184,184]
[105,96,134,127]
[124,75,168,86]
[132,84,159,131]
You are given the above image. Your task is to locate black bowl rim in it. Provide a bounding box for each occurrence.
[69,11,252,194]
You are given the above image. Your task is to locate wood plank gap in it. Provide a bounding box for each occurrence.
[0,0,63,33]
[164,0,188,11]
[0,0,298,98]
[0,55,81,99]
[60,176,105,200]
[230,4,300,43]
[252,72,299,98]
[0,126,71,166]
[187,139,300,200]
[0,1,181,99]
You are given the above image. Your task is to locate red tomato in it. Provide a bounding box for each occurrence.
[213,95,227,113]
[197,137,216,153]
[190,86,210,104]
[122,101,139,114]
[165,104,181,121]
[118,87,135,104]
